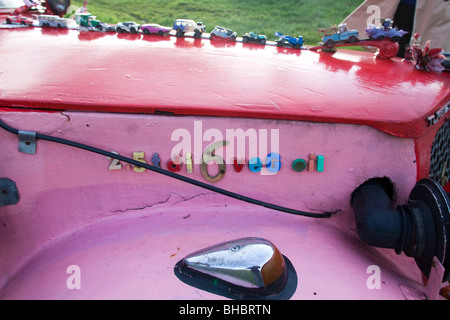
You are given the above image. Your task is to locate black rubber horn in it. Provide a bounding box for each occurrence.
[351,177,450,281]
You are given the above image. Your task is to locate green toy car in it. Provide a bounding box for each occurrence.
[242,32,267,45]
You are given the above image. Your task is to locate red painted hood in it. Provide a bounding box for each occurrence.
[0,27,448,137]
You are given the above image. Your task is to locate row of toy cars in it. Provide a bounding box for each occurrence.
[5,14,72,28]
[3,12,407,50]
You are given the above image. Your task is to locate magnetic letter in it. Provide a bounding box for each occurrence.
[186,152,193,173]
[151,153,161,168]
[317,155,324,172]
[266,153,281,173]
[308,153,316,172]
[233,158,245,172]
[201,141,227,182]
[292,159,306,172]
[132,151,147,173]
[167,155,182,172]
[248,157,262,172]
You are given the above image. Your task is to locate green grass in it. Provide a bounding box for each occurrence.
[67,0,364,44]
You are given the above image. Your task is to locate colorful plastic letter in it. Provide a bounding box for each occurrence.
[151,152,161,168]
[233,158,245,172]
[132,151,147,173]
[167,155,182,172]
[308,153,316,172]
[249,157,262,172]
[292,159,306,172]
[266,153,281,173]
[186,152,193,173]
[317,155,324,172]
[201,141,227,182]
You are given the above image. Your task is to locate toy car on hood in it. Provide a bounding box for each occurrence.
[210,26,237,41]
[275,31,303,48]
[173,19,205,38]
[320,23,359,47]
[5,15,33,26]
[365,19,408,42]
[141,23,171,36]
[38,14,68,28]
[76,13,113,32]
[242,32,266,44]
[116,21,140,34]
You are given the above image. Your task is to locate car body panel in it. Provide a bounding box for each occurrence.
[0,27,446,138]
[0,15,449,300]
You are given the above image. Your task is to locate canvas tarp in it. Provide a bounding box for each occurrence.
[341,0,449,52]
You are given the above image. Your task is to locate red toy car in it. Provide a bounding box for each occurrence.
[5,15,34,26]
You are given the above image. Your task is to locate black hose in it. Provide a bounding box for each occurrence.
[350,177,412,253]
[350,176,450,279]
[0,118,338,218]
[350,177,435,258]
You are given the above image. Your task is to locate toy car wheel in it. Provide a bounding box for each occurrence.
[325,39,335,47]
[243,36,248,43]
[176,29,184,37]
[260,39,266,45]
[210,33,216,40]
[96,25,103,32]
[158,30,164,36]
[143,28,150,35]
[230,35,236,41]
[194,30,201,39]
[5,18,11,24]
[130,28,137,34]
[349,36,358,43]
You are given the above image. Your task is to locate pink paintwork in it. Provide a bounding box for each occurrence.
[0,110,433,300]
[0,15,449,300]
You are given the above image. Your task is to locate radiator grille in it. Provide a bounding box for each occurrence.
[429,119,449,185]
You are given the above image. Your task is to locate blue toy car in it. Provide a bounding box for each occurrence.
[274,32,303,49]
[321,23,359,47]
[365,19,408,42]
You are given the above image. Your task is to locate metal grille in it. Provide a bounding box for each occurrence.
[429,119,449,185]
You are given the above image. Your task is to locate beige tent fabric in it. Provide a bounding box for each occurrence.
[413,0,449,52]
[342,0,449,52]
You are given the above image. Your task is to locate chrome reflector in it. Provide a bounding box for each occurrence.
[174,237,297,300]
